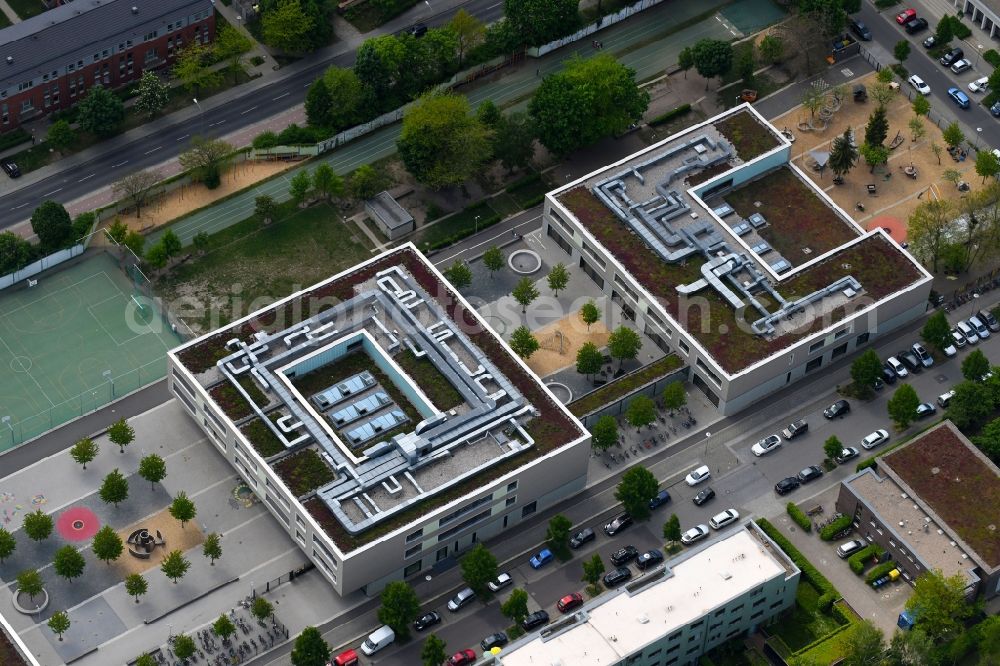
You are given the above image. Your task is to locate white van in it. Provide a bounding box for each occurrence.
[937,390,955,408]
[360,625,395,656]
[956,320,979,345]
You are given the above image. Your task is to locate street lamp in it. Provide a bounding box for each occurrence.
[103,369,114,398]
[192,98,205,136]
[977,127,983,150]
[474,215,481,233]
[704,431,711,456]
[2,416,12,446]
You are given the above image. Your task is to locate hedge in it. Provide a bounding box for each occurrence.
[865,561,898,585]
[427,214,502,250]
[985,49,1000,69]
[819,515,854,541]
[649,104,692,127]
[874,0,899,7]
[855,457,878,473]
[848,544,884,574]
[786,502,812,532]
[505,172,542,194]
[0,128,30,152]
[756,519,839,602]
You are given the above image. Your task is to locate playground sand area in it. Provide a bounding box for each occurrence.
[113,507,206,576]
[525,316,611,377]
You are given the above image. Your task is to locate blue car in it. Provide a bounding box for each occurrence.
[948,87,970,109]
[529,548,553,569]
[991,100,1000,117]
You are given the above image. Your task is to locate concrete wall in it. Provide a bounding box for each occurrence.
[576,364,690,428]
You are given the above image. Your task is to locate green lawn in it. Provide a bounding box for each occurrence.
[6,0,44,19]
[413,200,500,250]
[0,11,11,27]
[769,583,848,651]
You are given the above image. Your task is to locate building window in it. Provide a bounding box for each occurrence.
[439,495,493,528]
[405,544,421,558]
[678,340,690,355]
[404,560,422,577]
[20,99,32,113]
[506,481,517,493]
[856,332,870,345]
[521,501,537,518]
[832,343,848,359]
[805,356,823,373]
[505,496,516,507]
[696,358,722,387]
[770,600,783,609]
[1,104,8,125]
[437,509,491,541]
[578,256,604,288]
[809,339,824,353]
[834,327,850,339]
[405,528,423,543]
[751,610,764,620]
[144,30,158,41]
[547,224,572,254]
[582,241,606,269]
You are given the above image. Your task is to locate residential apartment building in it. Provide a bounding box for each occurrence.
[0,0,214,131]
[952,0,1000,40]
[495,523,800,666]
[167,245,590,596]
[542,104,932,414]
[836,421,1000,600]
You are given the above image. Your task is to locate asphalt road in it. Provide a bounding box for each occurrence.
[0,0,503,227]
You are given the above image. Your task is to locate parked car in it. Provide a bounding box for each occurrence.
[849,18,872,40]
[907,74,931,95]
[488,572,513,592]
[648,489,672,510]
[881,365,898,385]
[604,513,633,537]
[569,527,595,549]
[709,509,740,530]
[940,47,964,66]
[481,632,508,651]
[636,549,665,570]
[775,477,801,495]
[797,466,824,483]
[904,17,928,33]
[610,545,639,566]
[969,315,991,340]
[957,320,979,344]
[751,434,782,457]
[970,76,990,93]
[781,420,809,440]
[333,649,359,666]
[938,389,956,408]
[916,402,937,419]
[943,341,958,358]
[992,100,1000,117]
[861,429,890,450]
[977,308,1000,331]
[603,566,632,587]
[447,588,476,612]
[898,349,922,373]
[0,158,20,178]
[685,465,711,486]
[448,649,477,666]
[693,487,716,506]
[413,611,441,632]
[948,87,971,109]
[885,356,908,378]
[911,342,934,368]
[823,400,851,419]
[557,593,584,613]
[951,329,968,349]
[951,58,973,74]
[680,524,710,545]
[835,447,860,464]
[405,22,428,37]
[895,8,916,24]
[521,610,549,631]
[922,34,936,48]
[837,539,867,559]
[529,549,554,569]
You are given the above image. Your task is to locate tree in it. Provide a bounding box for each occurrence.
[943,122,965,149]
[800,80,828,119]
[963,349,991,382]
[47,610,70,641]
[500,587,529,626]
[662,381,687,413]
[829,128,859,179]
[529,54,649,156]
[92,525,123,565]
[663,514,681,542]
[321,66,364,132]
[398,92,492,189]
[678,46,694,79]
[912,94,930,117]
[311,163,344,202]
[134,71,170,119]
[918,311,950,352]
[759,34,783,64]
[615,465,659,522]
[289,170,312,205]
[608,326,642,368]
[31,200,73,250]
[305,78,333,128]
[70,437,99,470]
[460,543,498,597]
[421,634,448,666]
[546,263,570,296]
[113,170,160,219]
[107,417,134,453]
[860,142,889,173]
[576,341,603,378]
[973,416,1000,462]
[255,195,278,224]
[213,613,237,641]
[504,0,579,47]
[0,527,14,564]
[179,137,233,189]
[934,15,956,44]
[850,349,882,392]
[377,581,419,640]
[691,39,733,88]
[16,569,43,602]
[46,119,76,152]
[591,415,618,452]
[625,395,656,430]
[169,491,197,528]
[77,86,125,137]
[125,573,147,603]
[291,626,331,666]
[192,231,210,255]
[23,509,53,542]
[174,44,223,96]
[450,9,485,65]
[349,164,389,201]
[906,569,976,641]
[947,380,994,430]
[161,229,182,259]
[582,553,605,590]
[824,435,844,462]
[976,149,1000,183]
[173,634,196,660]
[0,231,32,274]
[203,532,222,565]
[512,277,540,313]
[476,99,503,129]
[251,596,273,622]
[145,243,169,271]
[887,384,920,429]
[214,23,253,83]
[734,41,755,85]
[124,230,146,259]
[492,112,537,172]
[888,627,936,666]
[261,0,316,53]
[931,142,943,165]
[546,514,572,556]
[444,261,472,289]
[865,106,889,147]
[580,300,601,330]
[161,550,191,584]
[509,325,540,359]
[99,469,129,507]
[908,199,953,272]
[842,619,885,666]
[908,115,926,143]
[894,39,911,63]
[482,246,505,277]
[53,545,86,583]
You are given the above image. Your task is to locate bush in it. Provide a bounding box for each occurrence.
[848,544,884,574]
[890,63,908,78]
[786,502,812,532]
[952,18,972,40]
[756,519,839,603]
[505,172,542,194]
[855,457,878,473]
[864,561,898,585]
[427,214,501,250]
[649,104,692,127]
[817,591,837,612]
[874,0,899,8]
[985,49,1000,68]
[819,515,854,541]
[0,128,30,152]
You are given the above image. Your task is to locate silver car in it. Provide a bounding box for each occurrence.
[681,524,710,545]
[709,509,740,530]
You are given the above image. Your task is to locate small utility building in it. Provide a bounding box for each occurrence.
[365,191,414,240]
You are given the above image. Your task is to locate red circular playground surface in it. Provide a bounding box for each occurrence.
[56,506,100,541]
[867,215,907,243]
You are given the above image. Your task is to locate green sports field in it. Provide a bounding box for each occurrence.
[0,251,183,451]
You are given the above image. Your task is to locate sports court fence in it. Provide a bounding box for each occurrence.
[0,214,102,292]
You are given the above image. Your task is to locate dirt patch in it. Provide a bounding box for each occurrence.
[112,507,205,577]
[525,316,611,377]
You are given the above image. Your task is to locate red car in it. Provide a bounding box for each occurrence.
[448,649,477,666]
[557,592,584,613]
[896,8,916,24]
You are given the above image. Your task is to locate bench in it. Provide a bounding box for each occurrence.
[805,505,824,516]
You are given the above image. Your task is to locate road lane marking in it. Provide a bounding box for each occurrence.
[176,134,190,142]
[77,173,95,182]
[111,160,128,168]
[143,146,162,155]
[241,106,258,115]
[42,188,62,197]
[272,92,290,100]
[10,202,29,210]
